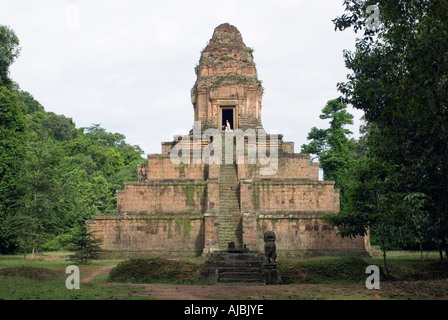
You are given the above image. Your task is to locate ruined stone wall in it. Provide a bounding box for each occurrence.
[310,162,320,181]
[87,215,205,257]
[242,213,368,257]
[146,155,206,180]
[241,180,340,213]
[257,216,368,257]
[119,181,207,215]
[238,154,318,181]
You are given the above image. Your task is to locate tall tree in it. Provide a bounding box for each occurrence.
[301,98,357,208]
[0,25,20,87]
[0,87,27,253]
[0,25,146,255]
[330,0,448,254]
[0,25,26,253]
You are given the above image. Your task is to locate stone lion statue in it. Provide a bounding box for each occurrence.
[264,231,277,263]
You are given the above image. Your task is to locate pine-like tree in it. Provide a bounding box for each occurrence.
[67,220,103,265]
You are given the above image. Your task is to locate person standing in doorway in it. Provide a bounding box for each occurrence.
[226,120,232,131]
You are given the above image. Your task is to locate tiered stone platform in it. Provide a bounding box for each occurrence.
[86,23,371,259]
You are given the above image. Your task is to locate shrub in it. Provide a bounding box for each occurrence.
[67,222,102,265]
[280,256,370,284]
[108,258,201,284]
[0,266,59,281]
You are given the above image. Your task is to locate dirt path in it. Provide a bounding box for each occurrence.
[104,279,448,300]
[82,265,116,283]
[109,283,369,300]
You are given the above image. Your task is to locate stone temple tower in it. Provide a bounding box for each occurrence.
[88,23,370,258]
[191,23,263,131]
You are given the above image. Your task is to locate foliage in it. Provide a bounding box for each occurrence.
[327,0,448,258]
[280,256,370,284]
[67,221,103,265]
[108,258,202,284]
[0,86,27,253]
[301,98,358,209]
[0,24,146,255]
[0,25,20,87]
[0,266,58,281]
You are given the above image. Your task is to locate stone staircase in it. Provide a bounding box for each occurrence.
[218,133,242,249]
[200,251,265,285]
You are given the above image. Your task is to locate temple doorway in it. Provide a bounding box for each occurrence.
[221,108,234,130]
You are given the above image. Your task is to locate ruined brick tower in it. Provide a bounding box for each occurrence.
[88,23,370,257]
[190,23,263,131]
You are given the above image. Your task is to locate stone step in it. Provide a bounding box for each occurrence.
[219,187,239,191]
[219,159,240,248]
[218,218,241,222]
[219,273,262,283]
[218,199,239,203]
[218,224,241,228]
[218,198,239,201]
[201,250,267,285]
[218,267,262,273]
[218,225,242,229]
[218,202,239,205]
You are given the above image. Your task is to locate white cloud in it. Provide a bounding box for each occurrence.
[3,0,361,155]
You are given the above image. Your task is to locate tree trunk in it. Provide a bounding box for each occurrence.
[380,238,387,267]
[441,141,448,245]
[437,240,444,260]
[443,238,448,259]
[419,241,424,266]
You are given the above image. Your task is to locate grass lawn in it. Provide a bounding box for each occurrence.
[0,252,142,300]
[0,250,447,300]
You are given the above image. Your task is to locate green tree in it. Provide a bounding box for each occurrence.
[0,25,26,253]
[326,157,401,267]
[301,98,357,209]
[404,193,430,266]
[8,137,65,258]
[0,25,20,87]
[330,0,448,255]
[0,87,27,253]
[0,25,146,255]
[67,220,102,265]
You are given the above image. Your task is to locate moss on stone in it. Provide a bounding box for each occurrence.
[252,184,260,211]
[175,218,192,235]
[184,184,196,207]
[177,163,186,178]
[167,220,172,239]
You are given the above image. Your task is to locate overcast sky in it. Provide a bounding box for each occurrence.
[2,0,364,156]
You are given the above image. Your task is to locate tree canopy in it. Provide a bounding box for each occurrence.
[0,25,146,255]
[325,0,448,263]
